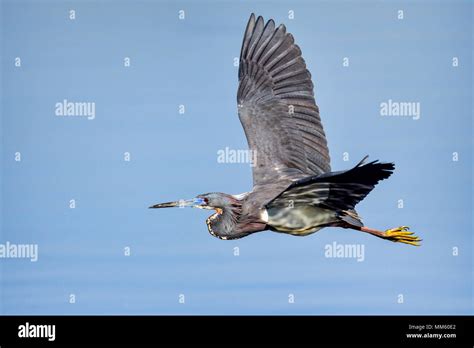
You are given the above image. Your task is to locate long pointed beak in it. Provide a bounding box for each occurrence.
[149,198,204,209]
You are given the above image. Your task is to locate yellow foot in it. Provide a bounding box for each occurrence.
[384,226,422,246]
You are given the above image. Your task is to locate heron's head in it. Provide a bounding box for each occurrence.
[150,192,244,239]
[149,192,238,211]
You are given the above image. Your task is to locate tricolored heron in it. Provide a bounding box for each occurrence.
[150,14,421,246]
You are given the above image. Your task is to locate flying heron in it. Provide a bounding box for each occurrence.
[150,14,421,246]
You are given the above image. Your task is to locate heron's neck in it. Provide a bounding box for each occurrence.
[206,198,242,240]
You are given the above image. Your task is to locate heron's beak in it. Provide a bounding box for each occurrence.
[149,198,205,209]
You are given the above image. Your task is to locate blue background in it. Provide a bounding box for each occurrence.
[1,0,472,314]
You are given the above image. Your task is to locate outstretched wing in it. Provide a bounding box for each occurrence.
[237,14,331,186]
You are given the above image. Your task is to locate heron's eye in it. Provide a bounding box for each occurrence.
[203,198,209,205]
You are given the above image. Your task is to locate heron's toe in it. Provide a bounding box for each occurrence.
[384,226,422,246]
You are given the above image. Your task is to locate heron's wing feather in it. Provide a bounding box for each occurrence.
[266,158,394,211]
[238,14,331,186]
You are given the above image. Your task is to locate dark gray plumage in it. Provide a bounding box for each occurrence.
[150,14,421,246]
[238,14,330,186]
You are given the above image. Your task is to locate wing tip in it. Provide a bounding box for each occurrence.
[356,155,395,169]
[278,23,287,33]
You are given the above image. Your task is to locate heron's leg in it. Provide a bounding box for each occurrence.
[358,226,421,246]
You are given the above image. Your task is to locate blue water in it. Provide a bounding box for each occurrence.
[0,0,472,314]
